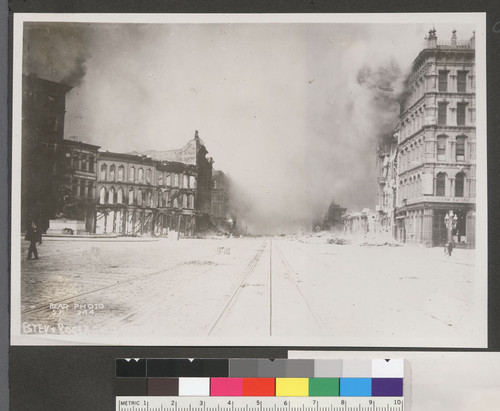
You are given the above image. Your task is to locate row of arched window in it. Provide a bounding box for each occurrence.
[99,163,195,188]
[98,187,195,209]
[100,164,153,184]
[398,171,467,201]
[435,172,466,197]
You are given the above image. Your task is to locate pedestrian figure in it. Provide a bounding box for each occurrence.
[25,222,42,260]
[447,240,454,257]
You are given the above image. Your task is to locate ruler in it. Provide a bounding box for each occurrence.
[115,397,405,411]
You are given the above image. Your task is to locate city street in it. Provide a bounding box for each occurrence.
[17,236,484,347]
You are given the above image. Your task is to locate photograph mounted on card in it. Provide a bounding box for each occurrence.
[10,13,487,346]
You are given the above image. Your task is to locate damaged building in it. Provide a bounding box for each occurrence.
[21,74,234,238]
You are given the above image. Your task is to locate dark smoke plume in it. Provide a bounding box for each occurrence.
[23,23,91,86]
[356,58,405,145]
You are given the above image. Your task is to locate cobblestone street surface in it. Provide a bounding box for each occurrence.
[14,236,485,347]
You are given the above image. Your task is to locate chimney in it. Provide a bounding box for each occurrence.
[427,28,437,48]
[451,29,457,46]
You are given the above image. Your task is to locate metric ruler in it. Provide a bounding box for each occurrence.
[116,396,405,411]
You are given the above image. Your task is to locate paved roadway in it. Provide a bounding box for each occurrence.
[17,236,484,346]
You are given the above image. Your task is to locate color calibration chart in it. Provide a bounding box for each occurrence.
[116,359,407,411]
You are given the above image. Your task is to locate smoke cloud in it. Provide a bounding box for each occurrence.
[23,23,91,86]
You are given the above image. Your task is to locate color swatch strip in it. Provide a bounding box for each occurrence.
[115,359,404,397]
[115,377,403,397]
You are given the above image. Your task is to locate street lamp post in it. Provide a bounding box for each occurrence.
[444,210,458,244]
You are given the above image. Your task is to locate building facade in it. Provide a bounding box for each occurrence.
[394,29,476,247]
[58,138,100,233]
[95,152,197,237]
[21,74,72,231]
[375,135,398,237]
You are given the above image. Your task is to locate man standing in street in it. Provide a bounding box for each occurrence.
[25,221,42,260]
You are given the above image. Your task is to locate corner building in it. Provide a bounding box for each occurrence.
[395,29,476,247]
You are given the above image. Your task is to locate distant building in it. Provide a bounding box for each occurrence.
[342,208,376,236]
[21,74,72,231]
[375,134,398,237]
[211,170,234,232]
[395,29,476,247]
[322,202,347,231]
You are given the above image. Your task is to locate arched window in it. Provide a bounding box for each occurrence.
[109,165,115,181]
[129,166,135,182]
[183,174,189,188]
[190,176,196,188]
[118,165,124,181]
[146,191,152,207]
[456,135,467,161]
[117,188,123,204]
[137,190,143,206]
[174,173,179,187]
[183,194,188,208]
[100,164,107,181]
[146,169,152,184]
[158,174,163,186]
[166,173,171,186]
[164,192,169,207]
[455,172,465,197]
[189,194,194,209]
[436,172,446,196]
[158,191,163,207]
[138,168,144,183]
[99,187,106,204]
[173,197,178,208]
[108,187,115,204]
[437,135,447,161]
[128,189,134,205]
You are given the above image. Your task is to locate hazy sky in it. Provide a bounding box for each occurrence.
[23,20,476,234]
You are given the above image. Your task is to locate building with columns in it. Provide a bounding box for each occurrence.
[394,29,476,247]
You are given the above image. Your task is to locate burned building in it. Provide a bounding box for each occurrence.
[95,152,197,237]
[21,74,72,231]
[211,170,234,232]
[375,134,398,237]
[134,130,214,232]
[395,29,476,247]
[322,202,347,231]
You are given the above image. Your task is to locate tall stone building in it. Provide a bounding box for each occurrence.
[21,74,72,231]
[395,29,476,247]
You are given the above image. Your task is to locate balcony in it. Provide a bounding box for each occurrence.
[404,196,475,206]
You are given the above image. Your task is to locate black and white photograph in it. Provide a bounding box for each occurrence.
[10,13,487,346]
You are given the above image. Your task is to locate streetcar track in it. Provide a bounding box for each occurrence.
[273,241,325,334]
[21,251,219,316]
[208,240,267,336]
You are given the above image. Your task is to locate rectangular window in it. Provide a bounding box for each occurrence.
[437,136,447,161]
[457,103,466,126]
[438,70,449,92]
[437,102,447,125]
[456,137,466,161]
[457,71,467,93]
